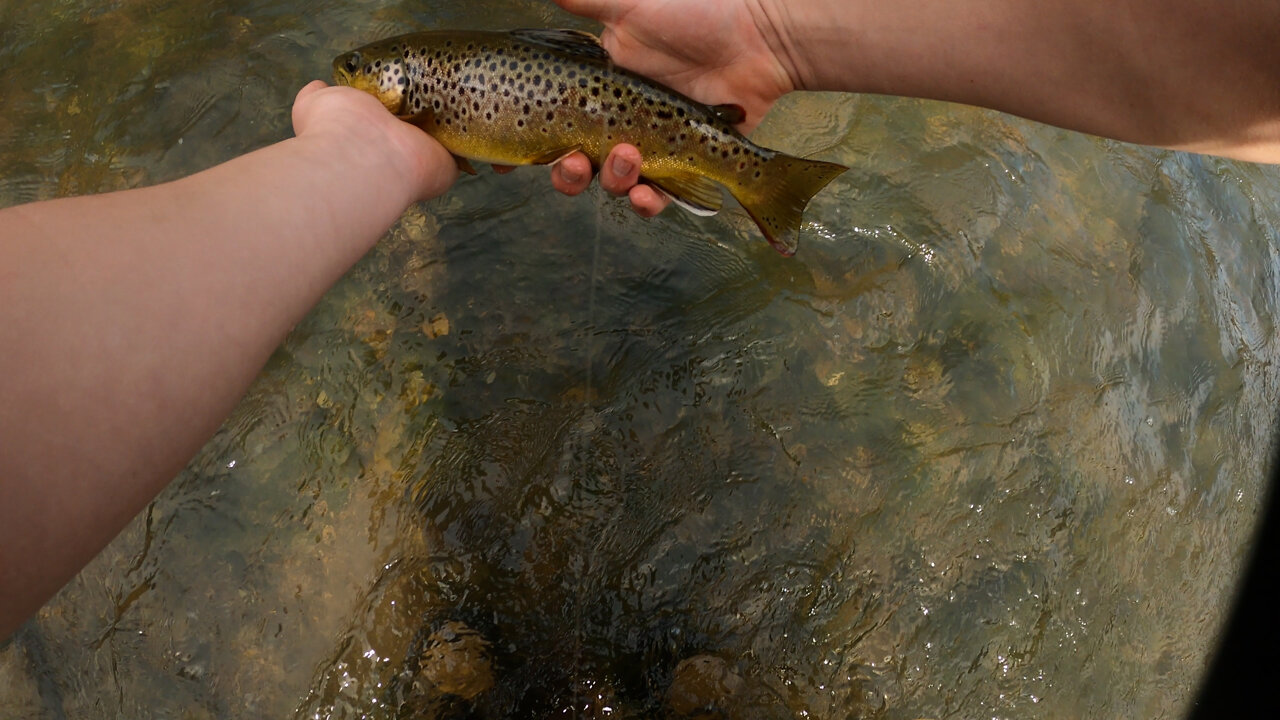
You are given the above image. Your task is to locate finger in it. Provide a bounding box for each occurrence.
[492,164,516,174]
[550,152,594,196]
[598,144,642,196]
[295,79,329,101]
[553,0,617,21]
[628,184,670,218]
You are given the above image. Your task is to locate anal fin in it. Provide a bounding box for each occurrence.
[646,171,723,217]
[527,145,583,166]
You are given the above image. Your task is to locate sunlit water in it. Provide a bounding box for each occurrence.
[2,1,1278,718]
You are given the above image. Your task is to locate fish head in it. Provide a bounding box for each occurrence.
[332,41,410,115]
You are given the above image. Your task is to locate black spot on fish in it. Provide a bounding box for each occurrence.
[676,107,686,117]
[545,110,554,120]
[517,119,525,127]
[578,97,588,108]
[489,62,498,71]
[732,147,741,155]
[567,70,577,79]
[612,88,622,99]
[399,76,408,86]
[607,118,617,126]
[591,87,600,97]
[522,103,530,114]
[656,109,673,120]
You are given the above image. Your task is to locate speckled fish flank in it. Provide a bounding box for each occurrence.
[333,29,846,254]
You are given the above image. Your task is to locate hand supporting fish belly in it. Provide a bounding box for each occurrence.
[333,28,846,255]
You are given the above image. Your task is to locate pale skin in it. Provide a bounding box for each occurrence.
[554,0,1280,213]
[2,0,1279,639]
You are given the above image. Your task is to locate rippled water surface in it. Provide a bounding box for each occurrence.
[2,1,1279,718]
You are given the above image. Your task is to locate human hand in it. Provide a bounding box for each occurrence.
[550,0,799,216]
[291,81,458,204]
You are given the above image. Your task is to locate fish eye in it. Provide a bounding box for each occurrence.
[343,52,361,74]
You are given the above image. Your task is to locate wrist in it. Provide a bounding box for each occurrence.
[747,0,818,94]
[291,83,456,207]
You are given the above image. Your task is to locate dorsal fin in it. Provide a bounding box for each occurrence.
[509,28,611,60]
[710,103,747,125]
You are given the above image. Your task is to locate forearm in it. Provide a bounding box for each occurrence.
[0,131,419,637]
[769,0,1280,161]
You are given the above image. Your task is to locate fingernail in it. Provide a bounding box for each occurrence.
[612,156,634,177]
[561,167,582,183]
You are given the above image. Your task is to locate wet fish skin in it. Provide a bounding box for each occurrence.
[333,29,846,255]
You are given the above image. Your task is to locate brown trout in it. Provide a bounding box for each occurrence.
[333,28,847,255]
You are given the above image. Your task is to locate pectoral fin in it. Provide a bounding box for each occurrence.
[453,155,479,175]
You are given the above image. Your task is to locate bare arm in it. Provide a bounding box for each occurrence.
[777,0,1280,161]
[0,81,457,638]
[553,0,1280,209]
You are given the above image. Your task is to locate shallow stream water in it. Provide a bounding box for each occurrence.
[2,1,1278,718]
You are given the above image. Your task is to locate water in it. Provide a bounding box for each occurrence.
[2,1,1278,718]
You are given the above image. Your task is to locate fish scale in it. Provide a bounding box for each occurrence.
[334,28,846,255]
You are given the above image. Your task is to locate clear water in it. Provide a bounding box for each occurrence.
[2,1,1278,718]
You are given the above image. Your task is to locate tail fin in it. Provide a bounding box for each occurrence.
[734,153,847,255]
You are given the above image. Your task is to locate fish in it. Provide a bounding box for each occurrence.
[332,28,847,255]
